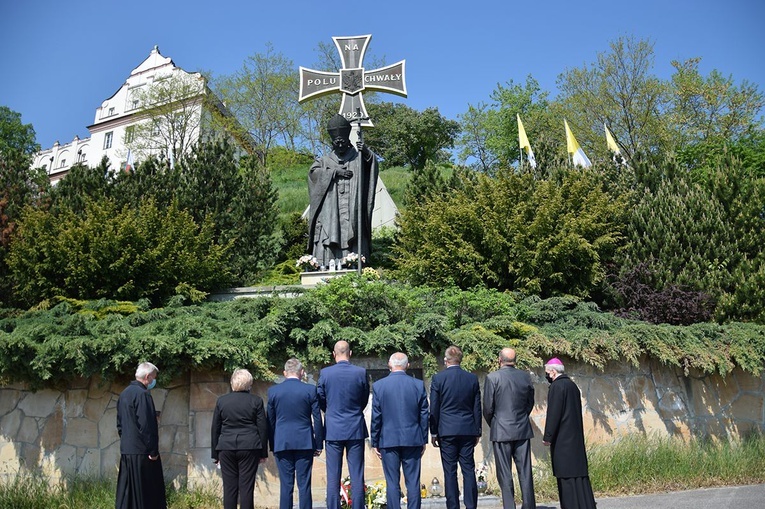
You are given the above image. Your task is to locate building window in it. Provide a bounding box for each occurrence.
[60,159,66,167]
[108,107,115,116]
[125,126,135,143]
[104,132,113,149]
[132,99,139,109]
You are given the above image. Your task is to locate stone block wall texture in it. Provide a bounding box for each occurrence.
[1,356,763,507]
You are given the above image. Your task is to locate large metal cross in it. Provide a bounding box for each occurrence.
[299,34,407,126]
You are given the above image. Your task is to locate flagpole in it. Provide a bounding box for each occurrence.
[355,108,368,276]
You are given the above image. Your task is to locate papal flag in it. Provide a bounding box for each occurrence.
[517,113,537,168]
[605,123,625,164]
[564,119,592,168]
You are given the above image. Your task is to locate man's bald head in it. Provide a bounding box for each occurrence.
[333,340,351,361]
[499,348,517,367]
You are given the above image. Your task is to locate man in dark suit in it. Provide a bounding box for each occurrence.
[268,358,324,509]
[483,348,536,509]
[317,340,369,509]
[430,345,482,509]
[371,352,429,509]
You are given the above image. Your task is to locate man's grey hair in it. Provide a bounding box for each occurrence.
[389,352,408,369]
[230,369,253,392]
[284,358,304,375]
[135,362,158,380]
[545,362,565,374]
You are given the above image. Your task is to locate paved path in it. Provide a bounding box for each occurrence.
[414,483,765,508]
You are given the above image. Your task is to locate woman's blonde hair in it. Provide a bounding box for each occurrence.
[230,369,253,392]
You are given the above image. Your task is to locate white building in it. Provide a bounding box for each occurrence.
[34,46,242,184]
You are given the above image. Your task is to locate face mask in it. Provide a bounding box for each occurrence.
[147,379,157,390]
[545,374,554,384]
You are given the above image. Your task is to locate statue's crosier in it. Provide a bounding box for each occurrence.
[307,114,379,269]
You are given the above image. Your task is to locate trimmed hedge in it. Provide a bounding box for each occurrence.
[1,275,764,389]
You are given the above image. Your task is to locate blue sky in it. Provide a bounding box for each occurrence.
[2,0,764,149]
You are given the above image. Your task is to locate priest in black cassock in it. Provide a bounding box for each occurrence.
[116,361,167,509]
[542,358,597,509]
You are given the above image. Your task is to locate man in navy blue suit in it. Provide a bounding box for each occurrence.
[268,358,324,509]
[371,352,429,509]
[430,345,482,509]
[317,341,369,509]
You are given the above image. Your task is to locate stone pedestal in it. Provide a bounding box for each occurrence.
[300,269,356,287]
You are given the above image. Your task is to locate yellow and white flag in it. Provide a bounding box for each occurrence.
[605,123,626,165]
[564,119,592,168]
[517,114,536,168]
[605,124,620,155]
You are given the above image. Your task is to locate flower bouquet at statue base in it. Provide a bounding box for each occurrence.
[340,252,366,269]
[296,254,319,272]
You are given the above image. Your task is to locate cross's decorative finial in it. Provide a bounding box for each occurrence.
[299,34,407,126]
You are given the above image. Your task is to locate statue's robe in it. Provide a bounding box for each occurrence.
[308,147,379,268]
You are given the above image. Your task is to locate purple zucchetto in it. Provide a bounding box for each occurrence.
[546,357,563,366]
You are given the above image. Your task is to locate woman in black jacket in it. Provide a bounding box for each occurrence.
[212,369,269,509]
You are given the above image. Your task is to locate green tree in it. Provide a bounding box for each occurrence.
[125,71,211,163]
[456,103,498,173]
[669,57,764,146]
[395,166,625,296]
[176,140,278,283]
[276,211,309,263]
[230,155,280,281]
[487,76,552,169]
[50,139,278,286]
[7,199,231,307]
[0,106,40,157]
[364,102,460,170]
[214,44,300,167]
[49,157,114,214]
[395,186,493,288]
[617,154,765,322]
[457,77,551,173]
[668,57,765,175]
[112,155,181,211]
[0,106,47,305]
[556,36,670,160]
[729,130,765,178]
[403,160,449,208]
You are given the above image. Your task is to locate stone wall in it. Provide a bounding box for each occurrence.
[1,356,763,506]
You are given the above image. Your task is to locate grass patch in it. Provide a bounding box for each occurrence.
[378,166,410,212]
[480,432,765,503]
[586,431,765,495]
[271,163,310,219]
[270,162,411,221]
[0,474,221,509]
